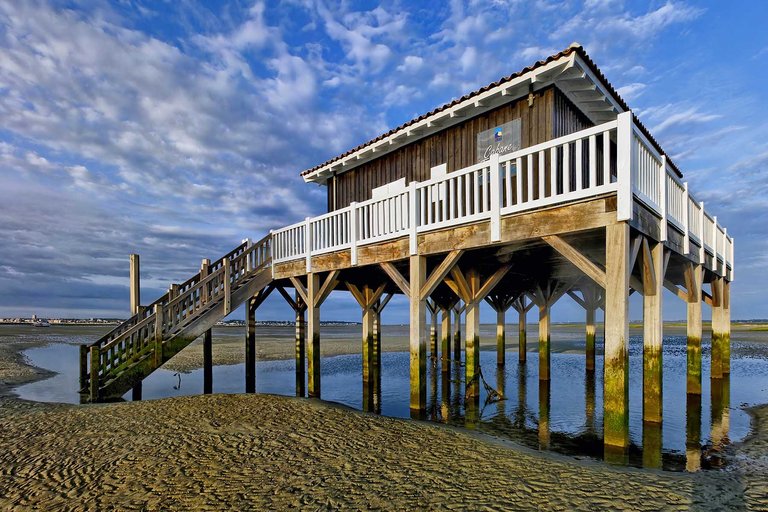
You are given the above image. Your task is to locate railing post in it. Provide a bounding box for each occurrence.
[305,217,312,273]
[89,345,99,401]
[154,303,163,366]
[683,182,689,255]
[243,237,253,272]
[722,227,728,276]
[659,155,667,242]
[731,237,735,281]
[269,230,276,279]
[224,259,231,315]
[200,258,210,305]
[616,111,633,221]
[409,182,418,255]
[350,202,358,265]
[489,153,501,242]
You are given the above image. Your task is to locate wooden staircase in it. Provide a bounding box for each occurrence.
[80,235,272,402]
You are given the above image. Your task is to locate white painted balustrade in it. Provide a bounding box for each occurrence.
[271,112,733,278]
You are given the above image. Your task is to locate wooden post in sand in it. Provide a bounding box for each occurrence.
[130,254,140,316]
[203,329,212,394]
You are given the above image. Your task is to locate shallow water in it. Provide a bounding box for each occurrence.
[9,325,768,471]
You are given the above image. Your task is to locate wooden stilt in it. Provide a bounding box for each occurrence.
[295,300,306,397]
[711,276,729,379]
[453,303,463,363]
[131,381,142,401]
[538,379,551,449]
[686,392,702,472]
[642,238,664,424]
[410,255,427,415]
[685,263,703,395]
[203,329,212,394]
[347,282,386,413]
[511,295,532,364]
[427,300,438,357]
[245,297,256,393]
[464,270,481,398]
[603,222,630,450]
[440,306,452,372]
[531,283,570,381]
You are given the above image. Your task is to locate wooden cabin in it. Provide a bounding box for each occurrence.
[83,44,733,462]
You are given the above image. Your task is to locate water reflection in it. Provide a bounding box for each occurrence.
[15,332,766,473]
[538,379,551,449]
[686,393,702,472]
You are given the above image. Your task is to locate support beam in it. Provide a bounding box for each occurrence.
[686,263,703,395]
[203,329,212,394]
[542,235,606,289]
[420,250,463,300]
[604,222,630,450]
[380,262,410,297]
[642,238,664,424]
[409,255,427,415]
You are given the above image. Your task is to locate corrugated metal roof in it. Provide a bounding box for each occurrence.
[300,44,682,179]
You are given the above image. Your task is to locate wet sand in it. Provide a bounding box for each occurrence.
[1,329,767,510]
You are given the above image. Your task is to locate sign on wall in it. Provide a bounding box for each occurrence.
[476,119,521,162]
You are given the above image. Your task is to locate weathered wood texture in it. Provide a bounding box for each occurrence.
[329,87,592,210]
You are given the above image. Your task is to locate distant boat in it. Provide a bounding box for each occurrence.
[32,320,50,327]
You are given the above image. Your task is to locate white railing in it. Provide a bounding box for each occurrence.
[632,125,663,213]
[271,112,733,278]
[666,172,686,231]
[687,195,702,245]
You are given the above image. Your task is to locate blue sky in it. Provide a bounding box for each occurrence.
[0,0,766,323]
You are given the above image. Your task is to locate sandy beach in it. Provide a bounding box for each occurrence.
[1,328,767,510]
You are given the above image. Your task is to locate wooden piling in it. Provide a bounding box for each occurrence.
[538,302,550,381]
[518,308,527,363]
[245,298,256,393]
[453,305,462,363]
[642,238,663,424]
[79,345,88,390]
[496,308,505,367]
[585,306,596,372]
[440,307,451,372]
[295,301,306,397]
[603,222,630,449]
[409,255,427,415]
[711,276,729,379]
[307,273,321,398]
[686,264,703,395]
[153,303,163,367]
[203,329,212,394]
[464,270,481,398]
[538,379,551,449]
[685,392,702,472]
[89,346,99,402]
[131,381,142,401]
